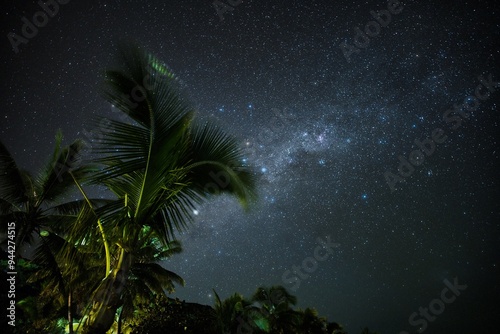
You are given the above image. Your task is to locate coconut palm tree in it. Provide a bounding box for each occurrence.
[77,43,256,333]
[213,290,257,334]
[295,307,328,334]
[213,287,346,334]
[327,321,347,334]
[0,132,121,333]
[251,285,300,333]
[0,131,92,254]
[27,230,103,333]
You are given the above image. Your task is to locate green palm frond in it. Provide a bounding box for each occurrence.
[213,291,246,316]
[1,132,99,254]
[101,42,183,127]
[135,236,182,262]
[90,45,194,242]
[28,232,67,295]
[139,190,195,246]
[185,122,257,209]
[34,131,90,206]
[120,281,151,320]
[241,305,271,333]
[252,286,297,308]
[118,239,184,323]
[85,43,256,247]
[59,201,110,263]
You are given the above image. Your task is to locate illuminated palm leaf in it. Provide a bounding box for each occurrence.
[87,43,256,247]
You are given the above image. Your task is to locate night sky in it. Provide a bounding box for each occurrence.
[1,1,500,333]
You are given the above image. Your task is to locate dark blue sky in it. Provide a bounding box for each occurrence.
[1,1,499,333]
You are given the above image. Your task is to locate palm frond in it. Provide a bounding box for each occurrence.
[100,42,179,127]
[34,131,90,205]
[0,140,28,209]
[252,286,297,307]
[185,122,257,209]
[134,236,182,262]
[50,198,115,216]
[84,44,257,251]
[29,233,67,296]
[130,262,184,295]
[88,45,197,246]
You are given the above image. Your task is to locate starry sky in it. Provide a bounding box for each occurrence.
[1,1,499,333]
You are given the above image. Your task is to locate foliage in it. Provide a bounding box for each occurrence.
[212,285,349,334]
[77,42,256,333]
[213,290,246,333]
[124,295,216,334]
[0,133,95,334]
[1,42,256,334]
[0,131,92,253]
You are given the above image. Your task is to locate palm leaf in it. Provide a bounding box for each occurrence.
[185,122,257,209]
[29,233,67,295]
[130,262,184,294]
[34,131,91,205]
[0,140,28,209]
[86,45,196,246]
[89,44,257,246]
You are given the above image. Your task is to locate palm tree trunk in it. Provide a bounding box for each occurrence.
[68,290,73,334]
[83,249,132,334]
[117,306,123,334]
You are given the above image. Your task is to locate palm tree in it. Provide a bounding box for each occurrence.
[213,290,257,334]
[27,230,103,333]
[0,131,123,333]
[295,307,328,334]
[77,43,256,333]
[327,322,347,334]
[251,285,300,333]
[0,131,91,254]
[212,287,349,334]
